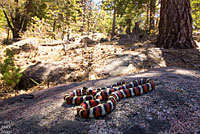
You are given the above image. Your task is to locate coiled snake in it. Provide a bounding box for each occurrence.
[64,78,155,118]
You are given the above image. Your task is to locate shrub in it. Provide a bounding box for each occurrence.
[0,49,22,87]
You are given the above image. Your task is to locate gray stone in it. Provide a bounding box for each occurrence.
[80,37,95,45]
[7,38,39,54]
[100,38,109,43]
[97,54,146,76]
[16,62,72,90]
[0,67,199,134]
[118,34,134,45]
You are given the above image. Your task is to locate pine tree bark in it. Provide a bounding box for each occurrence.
[156,0,197,49]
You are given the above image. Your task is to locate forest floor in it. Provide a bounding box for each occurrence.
[0,34,200,100]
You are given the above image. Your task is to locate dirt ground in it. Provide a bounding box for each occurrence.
[0,36,200,100]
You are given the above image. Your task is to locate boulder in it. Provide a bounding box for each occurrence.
[80,37,95,45]
[7,38,39,54]
[95,52,165,77]
[41,40,69,46]
[118,34,134,45]
[132,22,149,41]
[0,67,199,133]
[100,38,109,43]
[16,62,72,90]
[119,23,149,45]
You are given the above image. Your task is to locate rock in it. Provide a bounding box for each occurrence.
[15,62,72,90]
[118,34,134,45]
[80,37,95,45]
[0,67,199,133]
[132,22,149,41]
[118,23,149,45]
[100,38,109,43]
[96,54,149,76]
[6,38,39,54]
[3,39,13,45]
[111,36,119,41]
[41,40,68,46]
[193,32,200,42]
[0,94,34,106]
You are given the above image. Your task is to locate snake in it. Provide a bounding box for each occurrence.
[64,78,155,118]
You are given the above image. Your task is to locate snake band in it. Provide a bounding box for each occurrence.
[64,78,155,118]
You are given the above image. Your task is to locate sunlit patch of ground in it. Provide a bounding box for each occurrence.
[1,37,200,100]
[195,41,200,51]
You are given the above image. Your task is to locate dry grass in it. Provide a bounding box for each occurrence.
[0,36,200,100]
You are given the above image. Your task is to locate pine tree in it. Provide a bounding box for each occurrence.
[156,0,197,49]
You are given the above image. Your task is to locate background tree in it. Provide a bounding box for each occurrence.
[111,0,117,38]
[0,0,199,41]
[0,0,50,40]
[102,0,149,36]
[1,0,33,39]
[149,0,156,32]
[156,0,197,49]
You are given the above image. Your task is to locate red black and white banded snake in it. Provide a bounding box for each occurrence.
[64,78,155,119]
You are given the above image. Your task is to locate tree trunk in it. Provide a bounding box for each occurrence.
[12,0,22,39]
[111,0,117,39]
[22,0,33,32]
[53,19,57,32]
[87,0,92,33]
[7,29,10,41]
[125,19,132,35]
[2,0,32,39]
[146,5,149,30]
[66,17,70,40]
[12,29,20,39]
[156,0,197,49]
[12,8,22,39]
[131,22,140,41]
[61,14,65,40]
[81,0,86,34]
[150,0,156,31]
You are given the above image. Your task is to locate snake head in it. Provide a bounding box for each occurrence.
[83,87,88,90]
[63,94,71,100]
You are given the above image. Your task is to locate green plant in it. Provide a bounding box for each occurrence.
[0,49,22,87]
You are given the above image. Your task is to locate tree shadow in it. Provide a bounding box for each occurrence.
[161,48,200,69]
[11,115,91,134]
[114,40,200,72]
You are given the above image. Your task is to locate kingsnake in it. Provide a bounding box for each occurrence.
[64,78,155,118]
